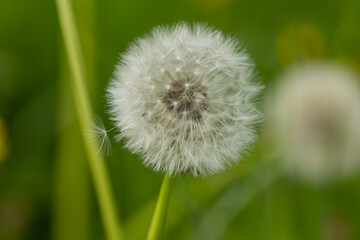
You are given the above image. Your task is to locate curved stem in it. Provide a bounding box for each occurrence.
[54,0,123,239]
[147,174,173,240]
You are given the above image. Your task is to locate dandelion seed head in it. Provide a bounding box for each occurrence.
[267,62,360,183]
[107,22,262,176]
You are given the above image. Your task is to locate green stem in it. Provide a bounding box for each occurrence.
[147,174,173,240]
[54,0,123,239]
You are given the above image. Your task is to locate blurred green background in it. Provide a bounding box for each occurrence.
[1,0,360,239]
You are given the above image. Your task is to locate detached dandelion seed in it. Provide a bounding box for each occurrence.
[107,22,262,176]
[87,115,113,156]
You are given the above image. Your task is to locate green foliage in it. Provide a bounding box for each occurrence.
[0,0,360,239]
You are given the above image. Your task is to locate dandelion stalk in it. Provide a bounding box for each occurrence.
[147,174,173,240]
[54,0,123,239]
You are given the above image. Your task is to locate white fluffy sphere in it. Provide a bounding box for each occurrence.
[107,23,262,176]
[267,62,360,183]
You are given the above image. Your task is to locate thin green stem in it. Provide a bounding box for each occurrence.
[147,174,173,240]
[54,0,123,239]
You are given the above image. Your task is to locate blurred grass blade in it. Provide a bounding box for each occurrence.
[54,0,123,239]
[147,174,173,240]
[52,56,90,240]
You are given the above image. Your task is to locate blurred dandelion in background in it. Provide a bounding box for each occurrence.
[107,23,262,176]
[266,62,360,184]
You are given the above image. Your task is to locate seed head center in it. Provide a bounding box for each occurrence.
[162,77,209,121]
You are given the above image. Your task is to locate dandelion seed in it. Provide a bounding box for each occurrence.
[107,22,262,176]
[86,115,113,156]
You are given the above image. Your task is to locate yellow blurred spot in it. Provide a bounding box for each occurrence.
[276,23,326,65]
[338,57,360,75]
[0,118,9,162]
